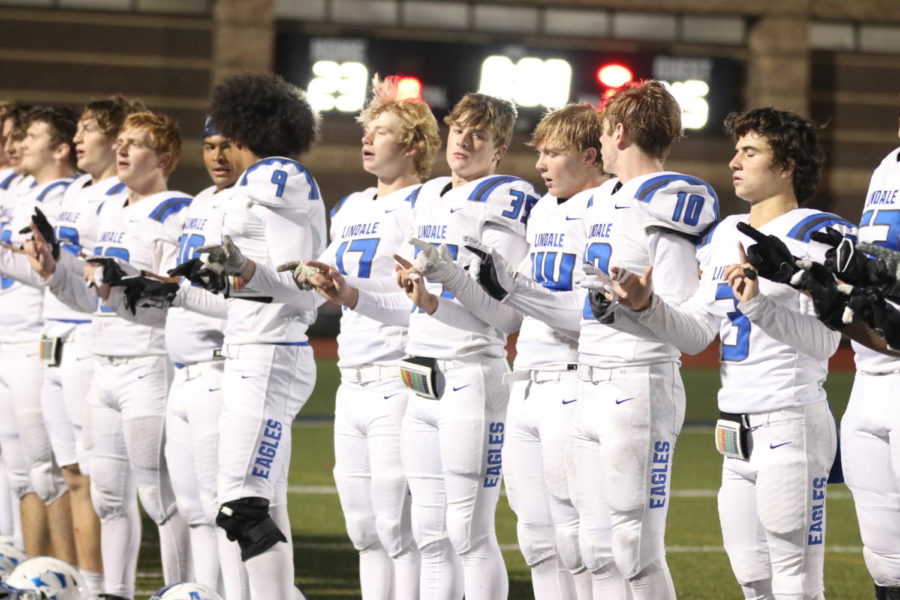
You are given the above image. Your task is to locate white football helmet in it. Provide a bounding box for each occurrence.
[1,556,87,599]
[0,542,25,581]
[151,582,224,600]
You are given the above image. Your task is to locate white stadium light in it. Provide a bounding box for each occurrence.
[662,79,710,130]
[478,55,571,109]
[308,60,369,113]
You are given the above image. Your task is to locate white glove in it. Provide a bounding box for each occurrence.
[276,260,321,291]
[461,235,518,301]
[197,235,247,276]
[408,237,456,282]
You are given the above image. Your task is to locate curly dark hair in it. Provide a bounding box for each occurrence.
[24,105,79,168]
[725,108,824,205]
[208,72,319,158]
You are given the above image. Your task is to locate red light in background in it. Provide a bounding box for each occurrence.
[396,76,423,101]
[596,64,633,89]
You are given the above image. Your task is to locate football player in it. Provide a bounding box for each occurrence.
[161,117,235,595]
[0,106,80,561]
[320,77,439,600]
[611,107,853,600]
[199,72,327,599]
[309,92,536,600]
[27,111,191,599]
[837,117,900,600]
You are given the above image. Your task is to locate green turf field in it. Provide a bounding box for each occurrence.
[134,360,869,599]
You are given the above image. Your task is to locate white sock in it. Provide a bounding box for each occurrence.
[393,546,421,600]
[80,569,103,600]
[100,505,141,598]
[217,528,249,600]
[245,541,294,598]
[158,511,191,584]
[571,569,594,600]
[628,561,673,600]
[531,556,563,600]
[591,562,630,600]
[189,523,221,592]
[359,545,393,599]
[419,539,463,600]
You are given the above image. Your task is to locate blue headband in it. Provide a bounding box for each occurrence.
[202,117,220,138]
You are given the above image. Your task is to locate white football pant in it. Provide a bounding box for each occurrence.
[718,400,835,600]
[842,372,900,588]
[334,368,420,600]
[401,357,510,600]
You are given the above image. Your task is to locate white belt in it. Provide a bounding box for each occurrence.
[742,406,806,428]
[340,365,398,385]
[174,360,218,381]
[505,365,578,384]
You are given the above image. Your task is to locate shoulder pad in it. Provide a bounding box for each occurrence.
[0,171,17,190]
[149,196,192,223]
[635,174,719,236]
[696,219,723,249]
[36,178,74,202]
[238,158,321,207]
[404,185,423,208]
[786,212,856,242]
[106,181,127,195]
[330,193,351,218]
[467,175,524,203]
[480,177,540,233]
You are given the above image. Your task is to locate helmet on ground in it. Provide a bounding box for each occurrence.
[150,583,224,600]
[0,542,25,580]
[1,556,87,599]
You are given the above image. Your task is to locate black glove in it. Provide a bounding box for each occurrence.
[109,276,179,315]
[845,285,889,335]
[794,264,849,330]
[168,258,227,294]
[588,289,615,324]
[736,222,799,284]
[811,227,888,287]
[85,257,128,286]
[464,243,509,301]
[882,303,900,351]
[19,207,59,260]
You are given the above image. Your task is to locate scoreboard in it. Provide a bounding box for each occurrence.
[276,32,743,132]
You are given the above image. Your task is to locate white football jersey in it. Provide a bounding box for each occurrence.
[90,190,190,356]
[323,184,418,367]
[0,176,75,342]
[41,174,125,323]
[694,210,855,413]
[406,174,537,359]
[513,189,591,370]
[221,157,327,344]
[579,172,719,367]
[165,185,226,364]
[852,146,900,374]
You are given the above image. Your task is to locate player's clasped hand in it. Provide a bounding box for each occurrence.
[168,257,227,294]
[393,254,438,314]
[610,265,653,311]
[407,237,455,281]
[299,259,359,308]
[462,235,516,301]
[275,260,321,291]
[724,242,760,303]
[109,276,180,315]
[20,207,60,260]
[736,221,799,284]
[197,235,247,277]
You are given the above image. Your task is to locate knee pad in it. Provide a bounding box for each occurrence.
[515,520,557,567]
[90,478,133,522]
[612,524,643,579]
[30,462,67,505]
[343,511,380,552]
[724,543,772,587]
[447,510,487,556]
[876,585,900,600]
[216,497,287,561]
[554,521,584,572]
[865,547,900,588]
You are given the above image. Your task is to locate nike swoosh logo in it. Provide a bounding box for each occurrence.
[240,375,252,379]
[383,392,400,399]
[614,204,630,210]
[75,356,91,361]
[615,397,633,405]
[384,209,397,214]
[452,384,470,392]
[450,208,463,213]
[208,387,221,392]
[137,373,150,379]
[562,398,577,405]
[769,441,792,449]
[25,353,38,358]
[565,216,582,221]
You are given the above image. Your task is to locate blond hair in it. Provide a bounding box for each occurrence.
[444,93,517,148]
[122,111,181,175]
[529,103,604,171]
[601,81,683,161]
